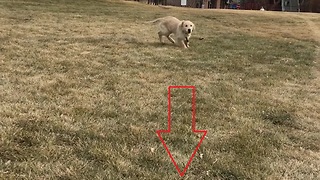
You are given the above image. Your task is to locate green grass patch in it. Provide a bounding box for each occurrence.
[0,0,319,179]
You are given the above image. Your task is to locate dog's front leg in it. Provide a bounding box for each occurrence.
[178,40,187,48]
[184,37,190,48]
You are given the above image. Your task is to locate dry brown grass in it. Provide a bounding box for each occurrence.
[0,0,319,179]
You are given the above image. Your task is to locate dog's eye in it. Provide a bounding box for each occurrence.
[185,25,188,27]
[190,25,193,27]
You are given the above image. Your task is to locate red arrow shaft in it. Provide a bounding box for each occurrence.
[168,86,171,132]
[168,85,197,132]
[192,86,196,132]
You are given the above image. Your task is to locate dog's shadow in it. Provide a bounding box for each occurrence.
[128,39,176,48]
[145,42,176,48]
[131,41,175,48]
[125,36,204,49]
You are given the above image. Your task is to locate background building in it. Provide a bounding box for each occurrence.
[145,0,320,12]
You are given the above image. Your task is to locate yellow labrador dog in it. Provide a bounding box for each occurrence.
[150,16,195,48]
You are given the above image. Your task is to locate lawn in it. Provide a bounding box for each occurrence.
[0,0,319,179]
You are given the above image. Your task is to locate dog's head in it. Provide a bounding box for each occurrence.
[180,20,195,35]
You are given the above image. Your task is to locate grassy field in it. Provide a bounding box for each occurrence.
[0,0,320,179]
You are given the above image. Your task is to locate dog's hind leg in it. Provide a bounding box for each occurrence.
[158,31,165,43]
[167,35,175,44]
[158,24,171,44]
[158,31,174,44]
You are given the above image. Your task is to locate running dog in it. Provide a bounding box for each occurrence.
[149,16,195,48]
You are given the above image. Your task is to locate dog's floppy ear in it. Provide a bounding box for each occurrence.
[180,21,185,28]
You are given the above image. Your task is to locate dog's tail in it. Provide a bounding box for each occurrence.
[145,17,164,24]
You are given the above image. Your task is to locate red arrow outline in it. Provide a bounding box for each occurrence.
[156,85,207,177]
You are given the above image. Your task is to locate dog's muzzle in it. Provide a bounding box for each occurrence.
[188,29,191,34]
